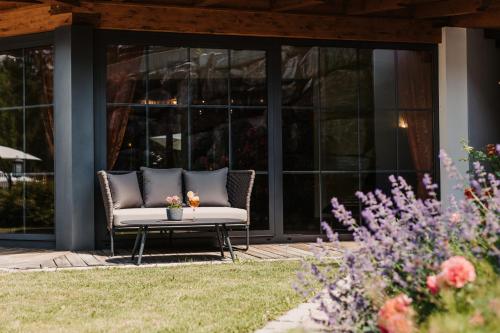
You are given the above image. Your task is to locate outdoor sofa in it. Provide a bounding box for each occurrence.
[97,167,255,256]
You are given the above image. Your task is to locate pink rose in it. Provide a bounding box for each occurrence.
[440,256,476,288]
[166,196,173,204]
[449,213,462,224]
[426,275,439,294]
[378,295,414,333]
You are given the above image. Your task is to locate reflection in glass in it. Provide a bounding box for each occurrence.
[107,106,146,170]
[319,48,358,111]
[230,50,266,106]
[0,50,23,108]
[283,174,319,234]
[190,49,228,105]
[25,107,54,173]
[149,107,187,168]
[25,46,54,106]
[282,46,319,106]
[282,108,318,171]
[250,175,269,230]
[360,109,397,170]
[360,172,393,197]
[190,108,228,170]
[0,45,54,235]
[231,108,267,171]
[321,110,358,171]
[106,45,147,104]
[397,50,433,110]
[25,175,54,234]
[148,47,189,106]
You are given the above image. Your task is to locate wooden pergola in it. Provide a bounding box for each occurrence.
[1,0,500,43]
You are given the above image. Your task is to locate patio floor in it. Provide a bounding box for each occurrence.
[0,242,355,272]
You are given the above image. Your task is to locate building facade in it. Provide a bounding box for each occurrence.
[0,2,498,250]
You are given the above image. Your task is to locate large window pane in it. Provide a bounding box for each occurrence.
[0,50,23,108]
[320,110,358,171]
[372,49,396,110]
[106,45,147,105]
[190,107,228,170]
[148,47,189,106]
[230,50,266,106]
[231,108,267,171]
[0,46,54,236]
[282,108,318,171]
[107,106,146,171]
[282,46,319,107]
[250,175,269,230]
[149,107,187,169]
[190,49,228,105]
[25,46,53,106]
[0,109,24,234]
[283,174,320,234]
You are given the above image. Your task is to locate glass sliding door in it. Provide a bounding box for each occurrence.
[281,45,435,234]
[0,46,54,235]
[106,45,270,231]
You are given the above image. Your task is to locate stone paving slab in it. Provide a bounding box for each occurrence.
[255,301,328,333]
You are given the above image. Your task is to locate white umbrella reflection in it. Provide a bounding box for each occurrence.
[0,145,41,189]
[0,145,41,161]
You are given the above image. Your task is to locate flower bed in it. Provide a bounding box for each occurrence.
[297,149,499,332]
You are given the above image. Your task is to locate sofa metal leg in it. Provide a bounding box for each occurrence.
[110,229,115,257]
[215,225,225,258]
[245,225,250,251]
[131,227,142,260]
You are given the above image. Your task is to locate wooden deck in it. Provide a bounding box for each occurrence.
[0,242,355,272]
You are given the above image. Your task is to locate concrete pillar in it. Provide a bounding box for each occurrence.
[438,27,470,199]
[54,25,94,250]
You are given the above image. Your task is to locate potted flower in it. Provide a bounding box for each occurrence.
[165,195,183,221]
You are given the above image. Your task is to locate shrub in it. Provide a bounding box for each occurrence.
[297,150,499,332]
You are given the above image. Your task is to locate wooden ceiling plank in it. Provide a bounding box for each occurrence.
[196,0,227,7]
[272,0,326,12]
[87,2,441,43]
[0,5,73,37]
[414,0,494,19]
[450,8,500,28]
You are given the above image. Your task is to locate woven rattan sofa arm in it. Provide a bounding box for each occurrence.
[97,171,114,231]
[227,170,255,225]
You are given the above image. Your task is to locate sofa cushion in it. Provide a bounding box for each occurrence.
[183,168,230,207]
[140,167,183,208]
[107,172,143,209]
[113,207,247,226]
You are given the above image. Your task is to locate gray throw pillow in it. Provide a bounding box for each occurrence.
[140,167,183,208]
[107,172,143,209]
[183,168,230,207]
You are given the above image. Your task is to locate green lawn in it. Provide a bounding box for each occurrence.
[0,261,302,333]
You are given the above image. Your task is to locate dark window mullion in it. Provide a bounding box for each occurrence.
[228,49,232,170]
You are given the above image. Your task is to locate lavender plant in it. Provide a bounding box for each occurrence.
[297,150,500,332]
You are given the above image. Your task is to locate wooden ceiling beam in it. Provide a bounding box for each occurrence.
[84,2,441,43]
[345,0,412,15]
[0,5,72,37]
[450,8,500,28]
[272,0,326,12]
[414,0,497,19]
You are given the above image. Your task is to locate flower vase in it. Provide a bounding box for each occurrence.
[167,207,183,221]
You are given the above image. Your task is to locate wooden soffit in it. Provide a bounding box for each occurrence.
[0,1,443,43]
